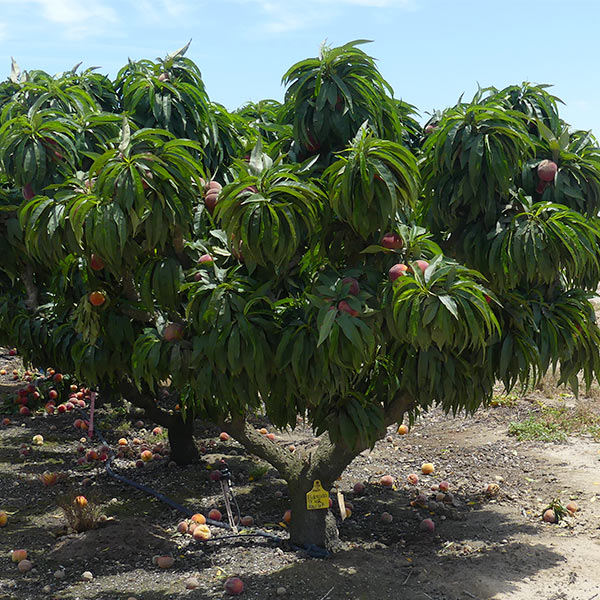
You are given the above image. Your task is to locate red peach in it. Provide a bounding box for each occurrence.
[566,501,578,514]
[380,475,394,487]
[537,159,558,182]
[18,559,32,573]
[420,518,435,533]
[381,232,404,250]
[177,521,188,534]
[224,577,244,596]
[338,300,359,317]
[389,263,408,281]
[341,277,360,296]
[208,509,222,521]
[353,482,365,495]
[11,549,27,562]
[156,555,174,569]
[543,509,556,523]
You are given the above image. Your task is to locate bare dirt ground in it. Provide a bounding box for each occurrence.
[1,350,599,600]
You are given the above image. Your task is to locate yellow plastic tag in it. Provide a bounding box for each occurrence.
[306,480,329,510]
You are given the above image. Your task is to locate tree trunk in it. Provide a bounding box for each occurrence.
[220,393,416,552]
[218,415,356,552]
[166,412,198,465]
[287,477,343,553]
[117,380,198,465]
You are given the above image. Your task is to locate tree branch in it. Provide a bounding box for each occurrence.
[220,413,299,478]
[383,392,416,428]
[120,270,152,322]
[117,379,176,428]
[305,392,416,487]
[22,264,38,311]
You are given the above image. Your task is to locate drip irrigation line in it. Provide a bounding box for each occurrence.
[74,406,285,544]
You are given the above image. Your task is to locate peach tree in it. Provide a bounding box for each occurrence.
[1,41,600,551]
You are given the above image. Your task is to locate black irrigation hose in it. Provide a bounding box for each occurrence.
[75,406,285,545]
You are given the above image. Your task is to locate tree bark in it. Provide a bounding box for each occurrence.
[166,413,198,465]
[221,393,416,552]
[22,264,38,311]
[118,380,199,465]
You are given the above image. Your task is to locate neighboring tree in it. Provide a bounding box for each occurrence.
[1,41,600,551]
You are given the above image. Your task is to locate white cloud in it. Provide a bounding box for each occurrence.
[231,0,417,34]
[0,0,119,40]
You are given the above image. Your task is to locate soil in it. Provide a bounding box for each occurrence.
[1,349,599,600]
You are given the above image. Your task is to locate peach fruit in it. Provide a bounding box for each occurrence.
[90,254,105,271]
[537,159,558,182]
[141,450,153,462]
[341,277,360,295]
[18,559,32,573]
[89,291,106,306]
[219,432,230,441]
[420,518,435,533]
[224,577,244,596]
[338,300,359,317]
[397,424,409,435]
[380,511,393,523]
[389,263,408,281]
[12,549,27,562]
[192,524,211,540]
[163,323,184,342]
[240,515,254,527]
[191,513,206,524]
[415,260,429,274]
[407,473,419,485]
[380,475,394,487]
[543,509,556,523]
[439,480,450,492]
[156,555,174,569]
[381,232,403,250]
[353,482,365,495]
[283,509,292,523]
[41,472,58,486]
[208,508,222,521]
[421,463,435,475]
[485,483,500,497]
[566,501,579,514]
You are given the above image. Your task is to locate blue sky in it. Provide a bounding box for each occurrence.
[0,0,598,135]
